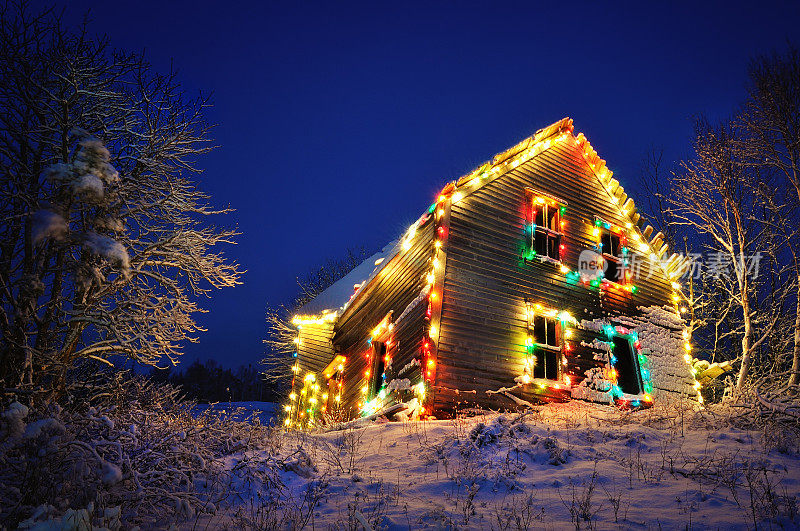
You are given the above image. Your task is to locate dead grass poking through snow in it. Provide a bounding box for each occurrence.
[225,400,799,529]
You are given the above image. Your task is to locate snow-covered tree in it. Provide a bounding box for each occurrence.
[0,4,241,396]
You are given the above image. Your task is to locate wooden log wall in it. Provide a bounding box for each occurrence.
[435,134,679,413]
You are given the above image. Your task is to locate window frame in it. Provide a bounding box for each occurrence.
[596,218,628,285]
[526,190,566,263]
[527,307,562,382]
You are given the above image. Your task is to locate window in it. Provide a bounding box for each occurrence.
[612,336,642,395]
[529,195,563,261]
[599,227,623,283]
[530,313,560,380]
[532,314,558,347]
[370,341,386,397]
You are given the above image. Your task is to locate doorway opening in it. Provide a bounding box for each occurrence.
[370,341,387,397]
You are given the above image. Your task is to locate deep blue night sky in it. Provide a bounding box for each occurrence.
[53,1,800,369]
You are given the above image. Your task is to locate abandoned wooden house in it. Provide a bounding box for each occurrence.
[283,118,699,427]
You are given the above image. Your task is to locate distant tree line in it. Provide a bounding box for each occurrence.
[151,359,276,404]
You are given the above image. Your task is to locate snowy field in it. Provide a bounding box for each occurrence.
[201,400,800,529]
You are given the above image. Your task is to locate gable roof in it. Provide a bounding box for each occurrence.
[440,117,690,281]
[296,118,690,320]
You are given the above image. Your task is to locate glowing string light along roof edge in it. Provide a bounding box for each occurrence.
[293,117,692,326]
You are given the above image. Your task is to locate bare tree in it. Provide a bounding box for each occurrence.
[291,246,369,308]
[262,247,369,387]
[737,44,800,385]
[0,3,241,398]
[638,147,678,251]
[669,120,784,389]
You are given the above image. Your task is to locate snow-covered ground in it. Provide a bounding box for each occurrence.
[209,400,799,529]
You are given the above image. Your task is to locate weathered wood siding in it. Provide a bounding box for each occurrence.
[331,217,434,419]
[434,134,679,413]
[296,322,336,377]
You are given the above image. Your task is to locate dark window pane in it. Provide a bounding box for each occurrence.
[547,206,558,231]
[371,342,386,396]
[535,231,547,255]
[612,336,642,395]
[600,229,621,257]
[548,235,560,260]
[545,349,558,380]
[533,352,544,379]
[534,207,544,227]
[532,347,558,380]
[533,316,545,344]
[605,257,619,281]
[601,231,612,253]
[546,319,558,347]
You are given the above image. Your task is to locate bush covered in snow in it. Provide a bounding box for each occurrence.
[0,375,281,529]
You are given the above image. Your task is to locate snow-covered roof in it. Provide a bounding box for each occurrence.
[297,240,399,315]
